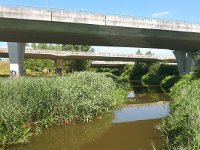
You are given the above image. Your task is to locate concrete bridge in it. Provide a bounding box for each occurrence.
[0,48,175,73]
[0,48,176,62]
[0,5,199,76]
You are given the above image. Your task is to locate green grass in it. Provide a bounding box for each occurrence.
[0,72,125,147]
[0,62,10,76]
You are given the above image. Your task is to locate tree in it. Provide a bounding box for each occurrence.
[145,50,154,56]
[136,49,142,55]
[62,44,93,72]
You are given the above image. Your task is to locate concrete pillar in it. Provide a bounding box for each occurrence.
[173,50,186,75]
[8,42,25,78]
[185,53,196,73]
[55,59,63,75]
[173,50,197,75]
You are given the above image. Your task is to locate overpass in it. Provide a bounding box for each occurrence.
[0,48,175,74]
[0,5,199,76]
[0,48,176,62]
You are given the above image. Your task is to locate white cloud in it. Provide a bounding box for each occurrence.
[152,11,170,18]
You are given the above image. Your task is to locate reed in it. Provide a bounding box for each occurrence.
[0,72,125,147]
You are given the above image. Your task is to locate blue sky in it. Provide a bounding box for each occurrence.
[1,0,200,55]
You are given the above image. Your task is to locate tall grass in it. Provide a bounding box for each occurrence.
[0,72,125,147]
[158,75,200,149]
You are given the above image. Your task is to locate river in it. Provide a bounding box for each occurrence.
[8,84,170,150]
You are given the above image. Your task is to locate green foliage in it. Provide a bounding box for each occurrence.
[130,62,149,80]
[0,72,125,147]
[149,63,179,76]
[96,68,124,77]
[192,52,200,79]
[142,73,167,86]
[149,63,160,75]
[160,76,180,93]
[31,43,62,50]
[145,50,154,56]
[62,44,92,73]
[136,49,142,55]
[24,59,55,72]
[158,75,200,149]
[142,63,179,86]
[118,65,133,83]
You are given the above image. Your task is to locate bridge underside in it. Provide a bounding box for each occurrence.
[0,18,200,51]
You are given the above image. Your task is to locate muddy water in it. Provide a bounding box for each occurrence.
[8,86,170,150]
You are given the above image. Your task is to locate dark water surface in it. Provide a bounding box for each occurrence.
[8,84,170,150]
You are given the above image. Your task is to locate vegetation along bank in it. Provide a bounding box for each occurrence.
[0,72,125,148]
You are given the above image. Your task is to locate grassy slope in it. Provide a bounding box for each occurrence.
[0,61,10,75]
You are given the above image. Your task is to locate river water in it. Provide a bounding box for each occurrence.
[8,84,170,150]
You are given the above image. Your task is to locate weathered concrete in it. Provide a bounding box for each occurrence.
[7,42,25,77]
[55,59,63,75]
[0,5,200,50]
[173,50,196,74]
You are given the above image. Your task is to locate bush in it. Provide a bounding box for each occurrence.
[142,73,167,86]
[130,62,149,80]
[141,63,179,86]
[192,52,200,79]
[158,75,200,149]
[0,72,125,147]
[160,76,180,93]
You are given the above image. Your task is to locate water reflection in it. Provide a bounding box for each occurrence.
[113,102,169,123]
[127,90,135,98]
[81,119,162,150]
[8,114,114,150]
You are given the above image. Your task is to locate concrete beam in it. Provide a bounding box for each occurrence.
[55,59,63,75]
[8,42,25,77]
[1,6,200,50]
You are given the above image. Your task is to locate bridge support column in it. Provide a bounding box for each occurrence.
[8,42,25,78]
[55,59,63,75]
[173,50,196,75]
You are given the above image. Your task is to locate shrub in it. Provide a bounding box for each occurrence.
[130,62,149,80]
[141,63,179,86]
[160,76,180,93]
[158,75,200,149]
[0,72,125,147]
[192,52,200,79]
[142,73,167,86]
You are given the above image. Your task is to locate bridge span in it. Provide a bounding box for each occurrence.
[0,5,198,76]
[0,48,176,63]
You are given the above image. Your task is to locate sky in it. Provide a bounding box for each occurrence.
[0,0,200,56]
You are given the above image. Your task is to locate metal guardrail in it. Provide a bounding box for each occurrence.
[0,3,200,27]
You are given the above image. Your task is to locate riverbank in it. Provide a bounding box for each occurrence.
[158,75,200,149]
[6,89,170,150]
[0,72,125,148]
